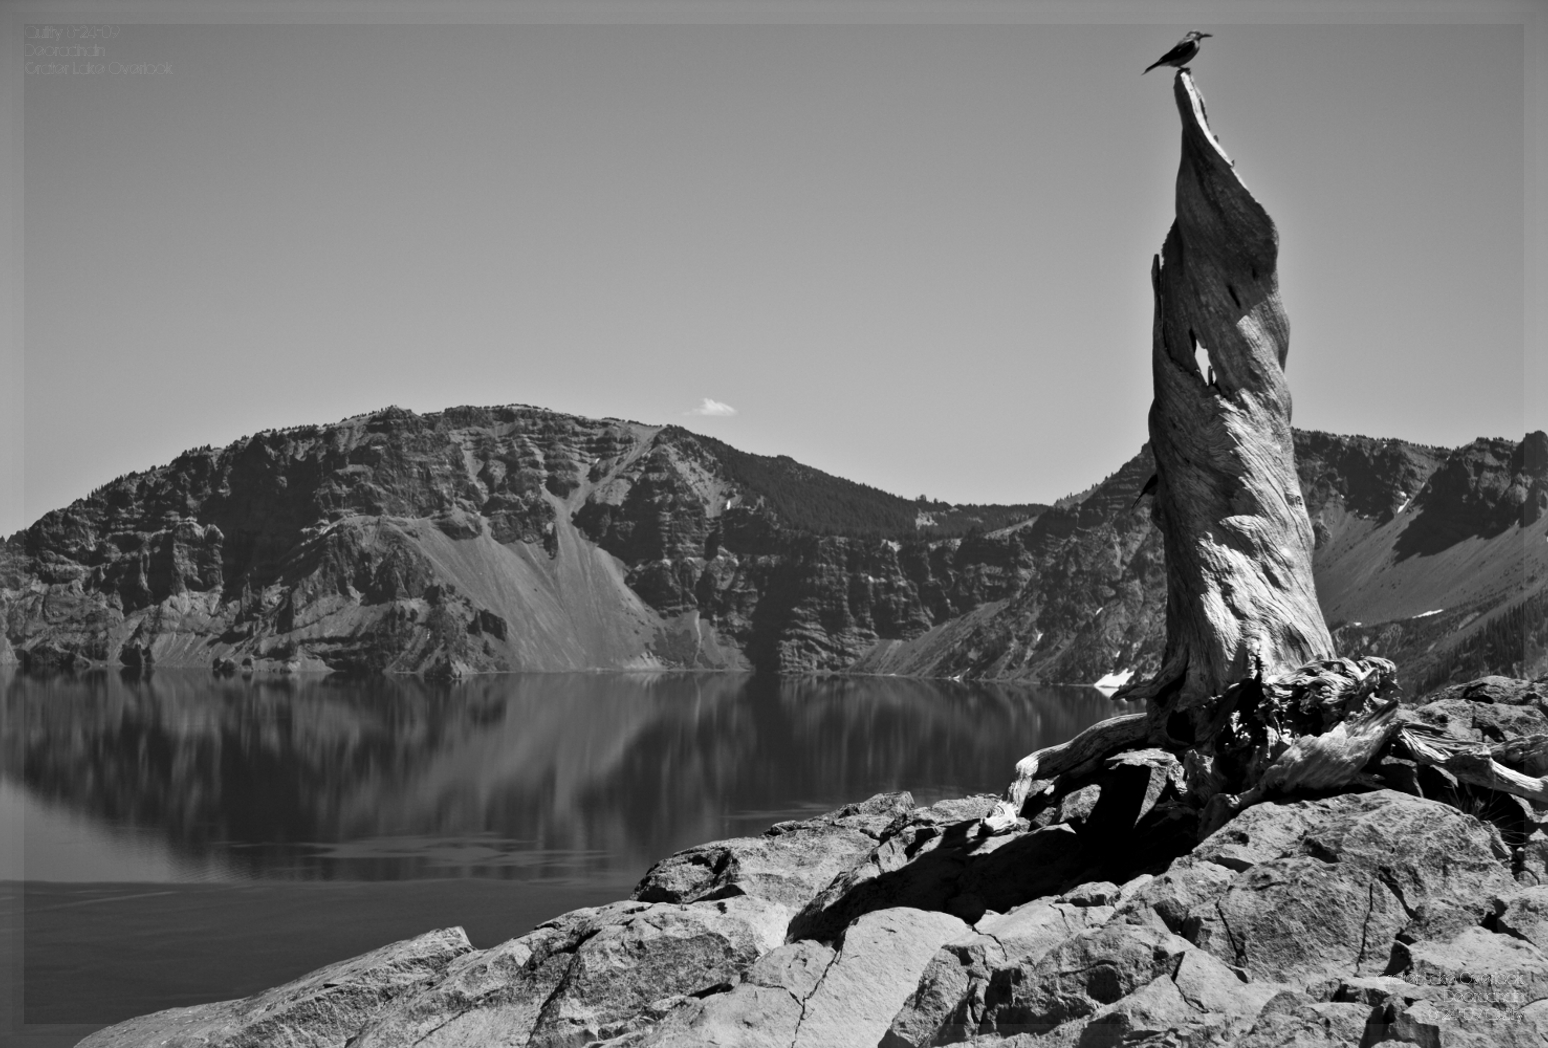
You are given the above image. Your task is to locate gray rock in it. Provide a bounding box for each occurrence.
[979,898,1118,964]
[975,921,1195,1038]
[1169,947,1281,1019]
[624,941,838,1048]
[1378,995,1548,1048]
[1229,990,1376,1048]
[743,939,837,1000]
[880,939,989,1048]
[632,792,914,909]
[791,907,969,1048]
[1523,1000,1548,1039]
[941,926,1284,1046]
[1054,784,1102,827]
[633,987,800,1048]
[881,898,1112,1047]
[1055,881,1120,907]
[1190,853,1407,983]
[1116,856,1233,935]
[1518,829,1548,886]
[915,794,1001,825]
[349,896,787,1048]
[570,995,704,1047]
[432,507,484,539]
[1412,695,1548,745]
[1183,791,1512,983]
[1061,975,1200,1046]
[1395,925,1548,1003]
[1423,676,1548,709]
[1494,884,1548,949]
[1326,974,1429,1006]
[79,927,472,1048]
[351,903,648,1048]
[528,896,790,1047]
[1191,805,1331,873]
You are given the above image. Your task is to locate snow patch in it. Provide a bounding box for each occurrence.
[1412,608,1445,619]
[1093,668,1134,691]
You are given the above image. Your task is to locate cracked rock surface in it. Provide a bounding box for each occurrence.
[76,927,474,1048]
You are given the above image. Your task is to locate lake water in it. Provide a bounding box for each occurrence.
[0,669,1133,1044]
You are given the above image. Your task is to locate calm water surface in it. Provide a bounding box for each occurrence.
[1,669,1132,1036]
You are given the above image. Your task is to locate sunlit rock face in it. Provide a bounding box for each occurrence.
[853,430,1548,692]
[0,399,1052,671]
[2,401,1544,684]
[0,403,1045,677]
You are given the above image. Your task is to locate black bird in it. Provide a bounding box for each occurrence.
[1132,474,1159,508]
[1143,31,1212,74]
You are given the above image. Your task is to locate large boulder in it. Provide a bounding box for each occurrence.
[1420,676,1548,709]
[972,921,1204,1039]
[928,920,1285,1047]
[1394,925,1548,1004]
[529,896,789,1047]
[1178,790,1513,984]
[1411,695,1548,747]
[632,792,916,909]
[1494,884,1548,948]
[881,893,1118,1046]
[612,908,969,1048]
[78,927,472,1048]
[351,895,789,1048]
[626,940,836,1047]
[792,907,969,1048]
[879,788,1529,1047]
[1224,990,1380,1048]
[351,901,654,1048]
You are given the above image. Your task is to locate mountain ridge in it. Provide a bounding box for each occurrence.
[3,403,1545,693]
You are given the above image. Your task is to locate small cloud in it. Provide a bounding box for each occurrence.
[686,398,738,417]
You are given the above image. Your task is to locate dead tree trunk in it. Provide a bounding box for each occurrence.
[988,70,1548,842]
[1117,71,1333,743]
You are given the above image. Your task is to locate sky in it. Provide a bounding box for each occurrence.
[3,0,1543,538]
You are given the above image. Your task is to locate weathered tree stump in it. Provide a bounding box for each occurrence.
[1118,71,1332,737]
[987,71,1548,839]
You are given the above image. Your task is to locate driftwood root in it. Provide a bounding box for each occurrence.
[991,657,1543,842]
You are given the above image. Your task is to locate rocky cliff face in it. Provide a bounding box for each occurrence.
[1311,431,1548,692]
[0,405,1044,678]
[851,428,1548,694]
[6,406,677,677]
[4,403,1545,689]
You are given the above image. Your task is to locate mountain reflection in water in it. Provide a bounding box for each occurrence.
[4,670,1135,884]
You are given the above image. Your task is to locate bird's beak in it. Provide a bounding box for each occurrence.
[1200,32,1213,37]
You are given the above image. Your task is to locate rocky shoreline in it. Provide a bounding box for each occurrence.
[79,675,1548,1047]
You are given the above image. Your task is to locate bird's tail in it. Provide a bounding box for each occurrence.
[1142,61,1161,74]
